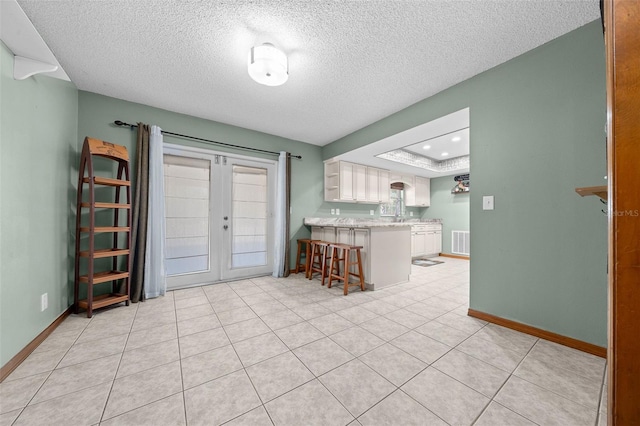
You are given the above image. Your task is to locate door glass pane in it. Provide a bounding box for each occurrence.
[163,154,210,276]
[231,165,267,268]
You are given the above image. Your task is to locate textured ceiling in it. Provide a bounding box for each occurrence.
[17,0,599,146]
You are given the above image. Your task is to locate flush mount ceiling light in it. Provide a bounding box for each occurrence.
[423,145,431,150]
[248,43,288,86]
[451,136,461,142]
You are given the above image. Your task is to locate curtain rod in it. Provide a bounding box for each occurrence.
[113,120,302,159]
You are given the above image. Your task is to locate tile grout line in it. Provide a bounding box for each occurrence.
[174,289,189,426]
[474,336,541,426]
[213,286,274,425]
[98,301,140,423]
[510,340,605,415]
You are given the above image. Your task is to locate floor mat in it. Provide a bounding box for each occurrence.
[412,258,445,267]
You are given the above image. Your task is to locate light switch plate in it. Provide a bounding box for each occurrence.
[370,210,374,215]
[336,208,340,215]
[330,209,335,215]
[483,196,494,210]
[409,211,413,216]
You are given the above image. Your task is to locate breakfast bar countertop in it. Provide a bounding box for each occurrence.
[303,217,442,228]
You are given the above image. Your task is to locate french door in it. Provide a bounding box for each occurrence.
[163,144,276,289]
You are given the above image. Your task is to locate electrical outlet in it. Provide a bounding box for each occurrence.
[41,293,48,312]
[370,210,374,215]
[330,209,335,215]
[336,208,340,215]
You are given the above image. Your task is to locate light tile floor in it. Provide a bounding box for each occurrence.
[0,257,608,426]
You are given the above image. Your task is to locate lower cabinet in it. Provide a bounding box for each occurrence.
[336,227,370,282]
[424,229,442,256]
[412,225,442,257]
[411,231,426,257]
[311,226,336,243]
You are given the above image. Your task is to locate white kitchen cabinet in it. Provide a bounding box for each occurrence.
[411,230,427,257]
[311,226,336,243]
[324,161,340,201]
[339,161,355,201]
[325,160,389,204]
[366,167,391,203]
[336,227,370,281]
[378,170,390,203]
[412,224,441,256]
[423,226,442,256]
[354,163,367,201]
[366,167,380,202]
[406,176,430,207]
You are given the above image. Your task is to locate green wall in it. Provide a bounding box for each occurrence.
[0,42,79,366]
[76,92,324,275]
[423,175,470,255]
[323,21,607,346]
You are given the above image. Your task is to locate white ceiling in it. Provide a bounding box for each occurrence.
[15,0,598,146]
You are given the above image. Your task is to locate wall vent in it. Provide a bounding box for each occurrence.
[452,231,470,256]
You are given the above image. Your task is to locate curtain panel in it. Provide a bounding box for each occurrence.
[129,123,150,302]
[273,151,291,277]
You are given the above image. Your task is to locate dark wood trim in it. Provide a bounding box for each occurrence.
[467,309,607,358]
[439,253,469,260]
[605,1,640,424]
[0,307,72,383]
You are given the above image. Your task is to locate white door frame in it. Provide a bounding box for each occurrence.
[163,143,277,289]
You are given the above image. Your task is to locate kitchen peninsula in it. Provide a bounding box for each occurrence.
[304,218,429,290]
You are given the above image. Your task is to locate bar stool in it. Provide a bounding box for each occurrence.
[327,243,365,295]
[294,239,316,274]
[307,241,334,285]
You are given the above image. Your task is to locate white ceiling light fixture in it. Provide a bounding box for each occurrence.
[248,43,288,87]
[423,145,431,150]
[441,152,449,157]
[452,136,461,142]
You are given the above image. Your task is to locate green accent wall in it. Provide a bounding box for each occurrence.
[0,42,79,366]
[76,91,324,276]
[423,175,470,255]
[323,21,607,346]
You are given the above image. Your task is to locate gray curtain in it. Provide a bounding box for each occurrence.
[129,123,150,302]
[284,153,291,276]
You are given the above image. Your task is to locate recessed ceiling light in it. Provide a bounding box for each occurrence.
[441,152,449,157]
[452,136,461,142]
[423,145,431,150]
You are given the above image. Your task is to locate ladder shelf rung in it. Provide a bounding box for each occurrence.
[80,226,130,233]
[77,293,129,310]
[83,176,131,187]
[79,270,129,284]
[81,202,131,209]
[79,248,130,258]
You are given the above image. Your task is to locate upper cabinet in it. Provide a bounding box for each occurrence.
[405,176,430,207]
[366,167,390,203]
[324,160,390,203]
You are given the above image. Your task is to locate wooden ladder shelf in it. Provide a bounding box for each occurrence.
[74,137,132,318]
